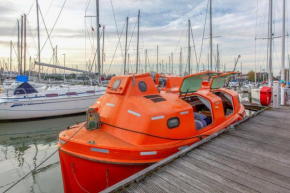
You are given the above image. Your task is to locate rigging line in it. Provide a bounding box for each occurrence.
[12,44,19,59]
[44,0,56,17]
[198,0,210,65]
[173,24,187,53]
[26,19,37,51]
[273,41,281,68]
[91,18,95,59]
[106,20,126,74]
[85,0,91,16]
[255,0,259,78]
[110,0,125,62]
[43,54,54,79]
[3,122,87,193]
[89,31,104,72]
[85,18,87,66]
[256,4,269,71]
[26,0,57,48]
[39,6,54,50]
[127,19,137,50]
[3,21,17,49]
[85,21,95,55]
[39,0,67,54]
[10,22,18,40]
[26,1,35,16]
[191,27,199,72]
[274,0,282,34]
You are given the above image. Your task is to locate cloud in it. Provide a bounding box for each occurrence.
[0,0,289,75]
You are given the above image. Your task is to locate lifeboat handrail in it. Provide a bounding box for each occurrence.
[101,122,209,141]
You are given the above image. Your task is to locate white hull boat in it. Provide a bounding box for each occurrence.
[0,83,106,120]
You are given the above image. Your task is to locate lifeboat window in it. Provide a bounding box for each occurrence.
[112,79,121,90]
[138,81,147,92]
[167,117,180,129]
[213,92,234,116]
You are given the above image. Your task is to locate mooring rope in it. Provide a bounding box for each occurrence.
[3,123,86,193]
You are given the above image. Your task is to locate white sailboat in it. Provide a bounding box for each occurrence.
[0,82,105,120]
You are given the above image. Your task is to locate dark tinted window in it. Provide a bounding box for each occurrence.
[138,81,147,92]
[167,117,180,129]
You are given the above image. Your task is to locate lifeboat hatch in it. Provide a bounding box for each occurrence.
[210,72,240,90]
[144,95,166,103]
[182,95,213,131]
[213,92,234,116]
[180,71,221,94]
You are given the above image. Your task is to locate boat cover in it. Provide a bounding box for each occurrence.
[14,82,38,95]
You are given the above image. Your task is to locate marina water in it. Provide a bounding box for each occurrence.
[0,114,85,193]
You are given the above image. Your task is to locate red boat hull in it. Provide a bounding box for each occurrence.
[59,150,148,193]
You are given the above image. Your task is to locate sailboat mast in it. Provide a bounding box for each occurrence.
[136,10,140,74]
[17,20,20,74]
[281,0,286,105]
[171,52,173,74]
[209,0,213,71]
[180,47,182,76]
[145,49,147,72]
[168,55,170,73]
[102,26,105,75]
[9,41,12,76]
[124,17,128,75]
[157,46,158,73]
[268,0,273,87]
[36,0,41,80]
[288,54,290,87]
[188,20,191,74]
[20,15,23,75]
[128,53,130,73]
[24,14,27,75]
[96,0,101,80]
[217,44,219,71]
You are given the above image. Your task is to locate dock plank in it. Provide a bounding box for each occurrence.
[226,129,290,150]
[210,135,290,165]
[102,107,290,193]
[201,144,290,177]
[236,122,290,140]
[190,149,290,190]
[173,159,248,193]
[154,169,203,193]
[162,164,218,192]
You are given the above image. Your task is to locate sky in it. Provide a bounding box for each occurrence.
[0,0,289,76]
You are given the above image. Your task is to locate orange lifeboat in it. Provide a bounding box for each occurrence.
[58,71,245,192]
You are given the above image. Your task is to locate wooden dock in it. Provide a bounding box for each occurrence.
[102,106,290,193]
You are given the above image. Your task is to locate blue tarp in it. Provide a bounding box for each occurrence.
[16,75,29,82]
[14,82,38,95]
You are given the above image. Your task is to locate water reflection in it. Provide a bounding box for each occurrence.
[0,115,85,193]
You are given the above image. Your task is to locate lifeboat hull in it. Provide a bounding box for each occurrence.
[59,150,148,193]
